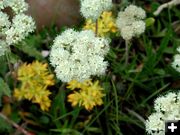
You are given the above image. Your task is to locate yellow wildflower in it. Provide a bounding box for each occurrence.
[83,11,118,37]
[67,92,82,107]
[84,19,96,32]
[66,80,81,90]
[14,88,25,100]
[67,80,105,111]
[18,61,55,86]
[14,61,55,111]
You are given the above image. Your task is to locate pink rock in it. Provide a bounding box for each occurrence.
[26,0,81,30]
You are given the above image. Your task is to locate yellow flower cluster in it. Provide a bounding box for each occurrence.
[67,80,105,111]
[83,11,118,37]
[14,61,55,111]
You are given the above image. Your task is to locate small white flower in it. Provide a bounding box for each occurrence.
[5,0,28,14]
[116,5,146,40]
[132,21,146,36]
[41,50,50,58]
[124,5,146,19]
[172,47,180,72]
[5,14,35,45]
[145,91,180,135]
[80,0,113,20]
[0,40,8,56]
[145,112,164,134]
[0,1,4,10]
[154,92,177,112]
[50,29,110,82]
[120,26,134,41]
[177,91,180,101]
[166,108,180,120]
[0,11,11,33]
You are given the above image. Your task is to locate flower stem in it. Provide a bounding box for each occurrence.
[0,113,32,135]
[125,40,129,65]
[5,49,18,88]
[5,51,13,73]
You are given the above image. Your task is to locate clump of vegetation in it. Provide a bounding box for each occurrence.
[0,0,179,135]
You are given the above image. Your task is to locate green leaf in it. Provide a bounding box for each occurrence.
[0,77,11,106]
[0,116,12,133]
[8,53,20,64]
[151,2,160,12]
[39,115,50,124]
[0,56,8,76]
[108,49,117,59]
[156,28,172,63]
[163,47,174,54]
[154,68,166,76]
[51,89,67,118]
[145,17,155,27]
[10,111,21,123]
[0,78,11,97]
[50,128,82,135]
[16,41,43,60]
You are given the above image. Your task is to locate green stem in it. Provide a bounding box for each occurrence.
[125,40,129,65]
[5,51,13,73]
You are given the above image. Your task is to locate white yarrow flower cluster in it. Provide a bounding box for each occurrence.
[5,14,35,45]
[80,0,113,20]
[145,91,180,135]
[3,0,28,14]
[116,5,146,40]
[50,29,110,82]
[0,0,35,56]
[172,47,180,72]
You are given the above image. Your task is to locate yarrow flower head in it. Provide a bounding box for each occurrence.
[116,5,146,40]
[0,0,35,56]
[50,29,110,82]
[83,11,118,37]
[5,14,35,45]
[67,80,105,111]
[14,61,55,111]
[80,0,113,20]
[172,47,180,72]
[145,91,180,135]
[4,0,28,14]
